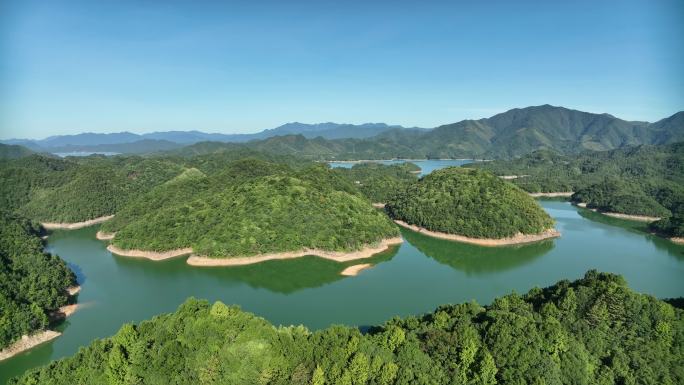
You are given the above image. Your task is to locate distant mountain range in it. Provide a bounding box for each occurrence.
[2,122,420,154]
[3,105,682,159]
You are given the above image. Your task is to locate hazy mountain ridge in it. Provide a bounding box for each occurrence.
[2,122,416,152]
[3,105,681,158]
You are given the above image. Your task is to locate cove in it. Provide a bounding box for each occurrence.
[2,206,683,382]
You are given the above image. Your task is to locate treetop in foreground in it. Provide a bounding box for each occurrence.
[12,271,683,385]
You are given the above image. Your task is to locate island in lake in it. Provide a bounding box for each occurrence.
[385,168,559,246]
[99,159,402,264]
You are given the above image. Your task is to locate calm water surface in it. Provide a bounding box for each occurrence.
[328,159,473,175]
[2,165,683,383]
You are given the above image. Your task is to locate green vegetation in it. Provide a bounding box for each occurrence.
[333,162,420,203]
[0,211,76,349]
[0,154,183,223]
[385,168,554,239]
[0,144,33,160]
[12,271,683,385]
[103,160,398,257]
[468,143,684,225]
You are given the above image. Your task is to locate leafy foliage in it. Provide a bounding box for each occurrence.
[333,162,420,203]
[104,160,398,257]
[386,168,554,238]
[12,271,683,385]
[0,211,76,349]
[468,143,684,219]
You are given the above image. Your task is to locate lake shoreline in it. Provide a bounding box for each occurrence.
[107,245,193,260]
[186,237,404,267]
[42,215,114,230]
[96,230,116,240]
[0,331,62,362]
[394,220,560,246]
[529,192,574,198]
[0,285,81,361]
[340,263,373,276]
[326,158,474,163]
[575,203,661,222]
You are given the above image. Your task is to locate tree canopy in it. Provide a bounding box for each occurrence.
[11,271,683,385]
[0,211,76,349]
[385,168,554,239]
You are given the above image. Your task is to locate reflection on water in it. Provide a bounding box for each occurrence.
[110,245,400,294]
[400,227,554,275]
[2,200,684,384]
[576,207,684,261]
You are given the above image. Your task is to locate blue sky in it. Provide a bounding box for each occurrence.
[1,0,682,139]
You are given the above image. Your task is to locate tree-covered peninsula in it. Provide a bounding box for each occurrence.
[11,271,683,385]
[385,168,555,241]
[467,143,684,236]
[101,160,399,260]
[0,211,77,350]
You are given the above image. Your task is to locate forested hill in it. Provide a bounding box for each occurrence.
[0,211,77,349]
[385,168,554,239]
[12,271,683,385]
[102,160,399,257]
[0,144,33,160]
[168,105,684,160]
[467,143,684,235]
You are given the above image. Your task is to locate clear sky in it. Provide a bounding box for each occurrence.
[1,0,682,139]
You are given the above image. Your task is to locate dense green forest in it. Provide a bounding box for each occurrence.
[103,160,398,257]
[11,271,683,385]
[467,143,684,232]
[0,154,184,223]
[0,149,312,224]
[332,163,420,203]
[0,211,76,349]
[385,168,554,239]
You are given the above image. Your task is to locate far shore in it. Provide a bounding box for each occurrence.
[0,331,61,362]
[372,203,386,208]
[107,245,193,261]
[671,237,684,245]
[42,215,114,230]
[96,230,116,240]
[340,263,373,276]
[394,220,560,246]
[186,237,404,267]
[529,192,574,198]
[325,158,475,163]
[575,202,661,222]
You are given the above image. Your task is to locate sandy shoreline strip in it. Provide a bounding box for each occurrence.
[372,203,386,208]
[96,230,116,240]
[575,202,661,222]
[671,237,684,245]
[107,245,193,261]
[0,331,61,362]
[186,237,403,267]
[66,286,81,296]
[529,192,574,197]
[394,220,559,246]
[42,215,114,230]
[340,263,373,276]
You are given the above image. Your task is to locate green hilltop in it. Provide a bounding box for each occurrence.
[102,160,399,257]
[386,168,554,239]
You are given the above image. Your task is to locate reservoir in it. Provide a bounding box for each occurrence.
[1,165,682,383]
